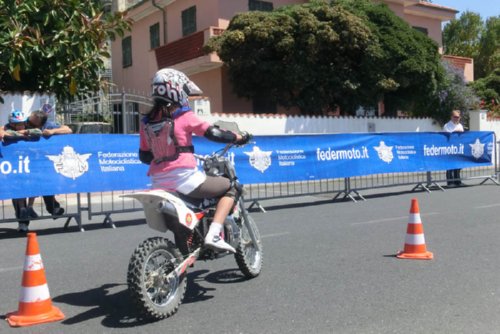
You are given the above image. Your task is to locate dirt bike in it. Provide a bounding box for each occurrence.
[122,121,263,320]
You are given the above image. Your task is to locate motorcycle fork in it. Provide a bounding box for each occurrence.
[238,197,262,252]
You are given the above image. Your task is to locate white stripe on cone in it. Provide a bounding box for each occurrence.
[23,254,44,271]
[404,233,426,245]
[408,213,421,224]
[19,284,51,303]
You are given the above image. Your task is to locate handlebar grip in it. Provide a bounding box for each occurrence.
[237,131,252,145]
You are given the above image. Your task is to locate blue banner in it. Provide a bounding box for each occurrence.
[0,131,494,200]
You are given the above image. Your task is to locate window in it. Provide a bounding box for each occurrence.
[412,26,428,35]
[249,0,274,11]
[150,23,160,49]
[122,36,132,68]
[182,6,197,36]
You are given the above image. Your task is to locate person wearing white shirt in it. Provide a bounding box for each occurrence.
[443,110,464,186]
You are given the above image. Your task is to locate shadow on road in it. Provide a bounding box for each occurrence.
[52,267,247,328]
[0,218,146,240]
[183,268,248,305]
[247,181,490,213]
[53,283,157,328]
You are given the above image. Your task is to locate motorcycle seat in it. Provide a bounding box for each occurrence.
[176,192,218,211]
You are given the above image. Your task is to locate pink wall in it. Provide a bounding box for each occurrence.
[404,14,443,48]
[111,9,163,94]
[383,1,405,17]
[189,69,224,114]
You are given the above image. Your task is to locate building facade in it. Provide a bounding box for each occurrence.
[110,0,462,115]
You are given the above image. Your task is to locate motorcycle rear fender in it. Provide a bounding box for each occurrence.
[121,189,199,232]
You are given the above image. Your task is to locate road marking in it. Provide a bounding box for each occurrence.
[261,232,290,239]
[474,203,500,209]
[0,266,23,274]
[351,212,439,226]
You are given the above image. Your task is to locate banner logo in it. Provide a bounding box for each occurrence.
[244,146,272,173]
[470,139,485,159]
[373,141,394,163]
[46,146,92,180]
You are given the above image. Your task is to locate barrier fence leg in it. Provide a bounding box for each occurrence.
[64,193,85,232]
[248,201,266,213]
[412,171,444,192]
[479,176,500,185]
[102,213,116,228]
[333,178,365,202]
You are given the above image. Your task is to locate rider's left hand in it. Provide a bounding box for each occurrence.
[235,132,251,145]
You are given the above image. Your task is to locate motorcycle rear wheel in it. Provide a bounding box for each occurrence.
[235,215,263,278]
[127,237,186,320]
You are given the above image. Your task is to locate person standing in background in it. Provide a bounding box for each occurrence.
[0,110,43,232]
[443,110,464,186]
[26,110,73,218]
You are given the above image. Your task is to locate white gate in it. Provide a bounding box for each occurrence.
[62,88,153,134]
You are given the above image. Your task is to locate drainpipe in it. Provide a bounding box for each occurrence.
[152,0,167,45]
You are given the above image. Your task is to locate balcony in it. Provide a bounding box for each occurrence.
[154,26,225,75]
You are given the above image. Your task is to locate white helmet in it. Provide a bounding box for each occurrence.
[152,68,203,107]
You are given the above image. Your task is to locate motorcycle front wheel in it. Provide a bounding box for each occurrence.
[235,214,263,278]
[127,237,186,320]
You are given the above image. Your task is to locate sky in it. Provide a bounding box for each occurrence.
[434,0,500,22]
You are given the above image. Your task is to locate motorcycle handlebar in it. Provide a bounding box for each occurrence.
[194,131,252,161]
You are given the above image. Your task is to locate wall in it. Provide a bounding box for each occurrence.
[199,113,441,135]
[469,110,500,165]
[199,110,500,136]
[190,69,224,116]
[469,110,500,140]
[404,14,443,48]
[111,8,161,94]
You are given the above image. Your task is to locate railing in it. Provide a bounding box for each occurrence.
[1,164,497,232]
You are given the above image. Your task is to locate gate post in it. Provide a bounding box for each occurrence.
[121,90,128,134]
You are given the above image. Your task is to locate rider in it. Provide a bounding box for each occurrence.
[139,68,250,253]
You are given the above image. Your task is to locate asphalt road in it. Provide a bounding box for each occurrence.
[0,183,499,334]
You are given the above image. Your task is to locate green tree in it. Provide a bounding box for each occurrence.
[434,60,479,125]
[207,0,443,116]
[443,11,483,58]
[470,68,500,116]
[0,0,132,102]
[476,16,500,79]
[443,12,499,80]
[207,1,374,115]
[334,0,443,116]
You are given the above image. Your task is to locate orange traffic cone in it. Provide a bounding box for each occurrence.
[6,233,65,327]
[396,198,433,260]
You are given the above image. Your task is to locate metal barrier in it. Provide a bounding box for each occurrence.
[1,142,498,231]
[0,194,83,231]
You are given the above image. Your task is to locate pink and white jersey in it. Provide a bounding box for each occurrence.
[140,110,210,176]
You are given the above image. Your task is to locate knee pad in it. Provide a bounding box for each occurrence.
[225,181,243,200]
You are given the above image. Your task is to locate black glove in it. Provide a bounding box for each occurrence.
[235,131,252,145]
[139,149,153,165]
